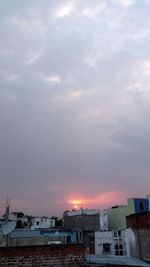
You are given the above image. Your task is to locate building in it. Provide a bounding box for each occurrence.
[63,208,100,243]
[1,228,77,247]
[31,217,55,230]
[100,205,150,262]
[92,228,150,266]
[63,209,100,231]
[9,212,55,230]
[126,212,150,230]
[126,212,150,261]
[100,214,108,231]
[95,229,135,257]
[105,197,149,230]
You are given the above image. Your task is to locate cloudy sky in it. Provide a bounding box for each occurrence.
[0,0,150,216]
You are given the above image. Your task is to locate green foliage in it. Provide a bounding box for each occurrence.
[16,219,23,229]
[51,216,63,227]
[17,212,24,218]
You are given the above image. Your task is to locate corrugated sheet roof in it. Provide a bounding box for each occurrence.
[10,229,74,238]
[86,254,150,267]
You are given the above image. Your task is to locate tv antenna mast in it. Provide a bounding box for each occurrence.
[0,196,16,246]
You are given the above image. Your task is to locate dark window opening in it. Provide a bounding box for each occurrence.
[115,243,124,256]
[115,244,118,250]
[119,244,123,249]
[139,202,145,211]
[118,230,121,237]
[103,243,111,253]
[120,250,123,256]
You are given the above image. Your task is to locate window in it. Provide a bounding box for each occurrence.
[115,244,119,255]
[119,244,123,256]
[139,202,144,211]
[103,243,111,253]
[114,230,117,237]
[114,230,121,238]
[119,244,123,249]
[118,230,121,237]
[115,244,118,249]
[115,243,124,256]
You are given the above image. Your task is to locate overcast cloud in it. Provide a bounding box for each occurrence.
[0,0,150,216]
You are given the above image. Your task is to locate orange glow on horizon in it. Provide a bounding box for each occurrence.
[70,199,82,210]
[71,199,81,205]
[67,191,124,210]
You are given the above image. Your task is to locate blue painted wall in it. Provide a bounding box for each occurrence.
[134,198,149,213]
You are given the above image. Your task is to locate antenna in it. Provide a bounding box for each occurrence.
[4,195,11,222]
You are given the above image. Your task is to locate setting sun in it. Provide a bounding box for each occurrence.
[69,199,82,210]
[71,199,81,205]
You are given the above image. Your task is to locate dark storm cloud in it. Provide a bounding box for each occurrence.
[0,0,150,215]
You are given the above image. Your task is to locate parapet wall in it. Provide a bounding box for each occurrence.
[0,244,85,267]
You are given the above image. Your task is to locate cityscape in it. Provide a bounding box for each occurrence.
[0,0,150,266]
[0,195,150,266]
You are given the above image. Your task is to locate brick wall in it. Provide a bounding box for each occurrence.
[126,213,150,229]
[0,244,85,267]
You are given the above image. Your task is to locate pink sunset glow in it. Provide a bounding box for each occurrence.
[67,191,125,211]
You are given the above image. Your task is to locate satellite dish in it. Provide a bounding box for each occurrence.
[0,221,16,236]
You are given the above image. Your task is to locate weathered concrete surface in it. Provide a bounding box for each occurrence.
[133,229,150,261]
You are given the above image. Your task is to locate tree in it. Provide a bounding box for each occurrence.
[16,219,23,229]
[51,216,63,227]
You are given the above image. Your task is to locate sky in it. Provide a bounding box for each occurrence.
[0,0,150,217]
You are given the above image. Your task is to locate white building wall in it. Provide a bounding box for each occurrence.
[95,231,114,255]
[31,217,55,230]
[95,229,136,257]
[66,209,99,216]
[124,228,136,257]
[100,214,108,231]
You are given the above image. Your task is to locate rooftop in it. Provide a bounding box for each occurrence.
[64,208,99,217]
[86,254,150,267]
